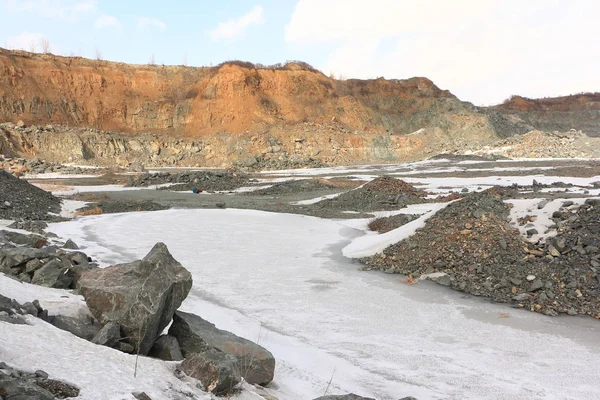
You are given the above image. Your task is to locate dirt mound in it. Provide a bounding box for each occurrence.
[246,179,340,196]
[318,176,427,212]
[128,171,250,193]
[368,214,419,233]
[361,190,600,318]
[0,170,61,221]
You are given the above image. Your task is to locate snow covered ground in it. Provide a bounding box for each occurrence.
[45,209,600,400]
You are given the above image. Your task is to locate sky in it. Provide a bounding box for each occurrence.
[0,0,598,105]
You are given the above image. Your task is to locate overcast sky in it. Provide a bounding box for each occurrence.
[1,0,598,105]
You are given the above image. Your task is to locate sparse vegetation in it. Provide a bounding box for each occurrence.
[74,207,103,216]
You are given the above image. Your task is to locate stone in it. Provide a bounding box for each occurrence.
[170,311,275,385]
[133,392,153,400]
[537,199,550,209]
[92,322,121,348]
[16,120,25,128]
[63,239,79,250]
[0,376,54,400]
[528,279,544,292]
[149,334,184,361]
[21,302,38,317]
[313,395,376,400]
[32,259,73,289]
[79,243,193,355]
[526,275,536,281]
[25,258,43,274]
[512,293,531,301]
[2,231,46,248]
[547,245,561,257]
[50,315,102,341]
[179,350,241,395]
[526,228,538,237]
[0,246,57,269]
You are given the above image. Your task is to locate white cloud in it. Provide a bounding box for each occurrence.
[136,17,167,32]
[208,5,264,41]
[95,14,120,29]
[4,0,96,21]
[5,32,48,52]
[286,0,600,105]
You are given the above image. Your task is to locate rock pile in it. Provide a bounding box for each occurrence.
[318,176,428,212]
[0,362,80,399]
[0,170,62,221]
[0,154,98,176]
[361,190,600,318]
[127,170,251,192]
[247,178,340,196]
[1,235,277,396]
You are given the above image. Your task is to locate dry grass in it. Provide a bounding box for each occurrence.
[402,274,419,285]
[74,207,103,216]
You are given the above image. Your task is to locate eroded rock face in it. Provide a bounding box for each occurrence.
[169,311,275,385]
[79,243,192,355]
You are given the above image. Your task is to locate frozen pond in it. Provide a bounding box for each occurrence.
[49,208,600,400]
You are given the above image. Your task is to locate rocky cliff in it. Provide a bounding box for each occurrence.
[493,94,600,136]
[0,48,592,167]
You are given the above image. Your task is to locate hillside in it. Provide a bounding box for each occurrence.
[493,93,600,136]
[0,48,597,167]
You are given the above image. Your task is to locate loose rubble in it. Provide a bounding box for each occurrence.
[361,189,600,318]
[0,170,62,221]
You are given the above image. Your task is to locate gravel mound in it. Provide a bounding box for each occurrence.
[361,190,600,318]
[318,176,427,212]
[368,214,419,234]
[0,170,61,221]
[246,179,340,196]
[127,171,250,192]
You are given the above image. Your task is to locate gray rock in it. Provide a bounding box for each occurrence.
[528,279,544,292]
[170,311,275,385]
[32,259,72,289]
[431,274,452,286]
[50,315,102,341]
[2,231,47,248]
[149,334,184,361]
[526,228,538,237]
[63,239,79,250]
[25,258,43,274]
[537,199,550,209]
[0,246,57,269]
[79,243,193,355]
[133,392,153,400]
[0,376,55,400]
[92,322,121,348]
[21,302,38,317]
[117,342,135,353]
[512,293,531,301]
[313,395,376,400]
[178,350,241,395]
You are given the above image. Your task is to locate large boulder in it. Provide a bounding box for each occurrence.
[169,311,275,385]
[91,322,121,348]
[78,243,193,355]
[178,350,241,395]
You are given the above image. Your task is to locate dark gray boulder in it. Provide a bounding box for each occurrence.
[0,376,55,400]
[32,259,72,289]
[169,311,275,385]
[149,334,184,361]
[313,395,376,400]
[2,231,47,248]
[178,350,241,395]
[79,243,193,355]
[62,239,79,250]
[50,315,102,341]
[91,322,121,348]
